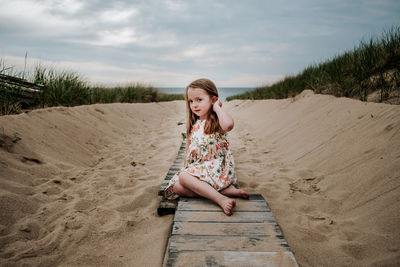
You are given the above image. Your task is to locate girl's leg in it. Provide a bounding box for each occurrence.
[178,171,236,215]
[220,185,250,199]
[172,180,199,197]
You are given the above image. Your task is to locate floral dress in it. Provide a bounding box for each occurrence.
[164,119,237,199]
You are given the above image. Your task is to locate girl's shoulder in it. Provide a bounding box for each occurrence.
[198,119,228,135]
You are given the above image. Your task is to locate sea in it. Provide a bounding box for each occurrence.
[157,87,254,101]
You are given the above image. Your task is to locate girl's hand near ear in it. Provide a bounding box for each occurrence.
[212,97,222,112]
[212,96,234,132]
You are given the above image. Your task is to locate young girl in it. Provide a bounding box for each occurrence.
[164,78,249,215]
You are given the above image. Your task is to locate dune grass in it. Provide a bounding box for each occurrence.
[227,26,400,103]
[0,63,184,115]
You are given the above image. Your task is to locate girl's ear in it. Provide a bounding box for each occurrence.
[211,96,217,104]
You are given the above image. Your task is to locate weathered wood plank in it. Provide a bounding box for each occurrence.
[166,251,298,267]
[174,211,275,223]
[168,166,181,172]
[171,222,282,236]
[157,198,178,216]
[163,195,298,266]
[169,235,289,253]
[164,173,174,179]
[177,198,270,212]
[179,194,265,202]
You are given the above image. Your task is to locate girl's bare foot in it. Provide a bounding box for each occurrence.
[221,185,250,199]
[217,196,236,216]
[236,189,250,199]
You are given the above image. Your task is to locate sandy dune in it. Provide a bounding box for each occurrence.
[0,91,399,266]
[0,102,185,266]
[227,91,400,267]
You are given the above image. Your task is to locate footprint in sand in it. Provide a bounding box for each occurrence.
[296,227,329,243]
[289,177,320,195]
[340,242,367,260]
[17,221,41,240]
[339,230,361,242]
[115,184,158,213]
[74,199,94,211]
[95,209,123,233]
[41,185,62,196]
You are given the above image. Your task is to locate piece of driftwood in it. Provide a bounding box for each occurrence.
[163,194,298,267]
[0,74,43,91]
[0,74,44,106]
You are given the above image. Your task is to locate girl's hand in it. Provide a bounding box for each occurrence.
[212,96,222,112]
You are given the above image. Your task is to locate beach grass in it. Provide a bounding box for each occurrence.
[0,63,184,115]
[227,26,400,103]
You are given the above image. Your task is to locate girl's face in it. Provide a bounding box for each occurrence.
[187,87,214,120]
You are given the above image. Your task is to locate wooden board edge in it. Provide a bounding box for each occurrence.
[157,197,178,216]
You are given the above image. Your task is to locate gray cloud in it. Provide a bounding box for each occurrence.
[1,0,399,86]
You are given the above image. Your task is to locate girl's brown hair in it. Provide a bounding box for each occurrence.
[185,78,223,137]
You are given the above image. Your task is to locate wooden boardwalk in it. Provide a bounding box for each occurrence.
[163,195,298,266]
[159,119,298,266]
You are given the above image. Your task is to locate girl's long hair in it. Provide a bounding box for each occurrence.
[185,78,223,137]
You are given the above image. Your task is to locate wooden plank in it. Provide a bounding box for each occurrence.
[157,198,178,216]
[166,251,298,267]
[171,222,282,236]
[0,74,44,91]
[174,211,275,223]
[169,235,289,253]
[163,173,173,180]
[179,194,265,202]
[163,195,298,266]
[168,166,181,172]
[177,198,270,212]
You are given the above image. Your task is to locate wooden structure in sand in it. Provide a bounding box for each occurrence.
[158,120,298,266]
[0,74,43,106]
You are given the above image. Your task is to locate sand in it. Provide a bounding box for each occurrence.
[0,90,399,266]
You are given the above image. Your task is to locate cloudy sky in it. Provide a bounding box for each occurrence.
[0,0,399,87]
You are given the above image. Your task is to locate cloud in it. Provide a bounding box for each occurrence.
[74,27,138,47]
[0,0,82,36]
[0,0,140,46]
[219,74,285,87]
[160,42,290,69]
[2,55,197,87]
[164,0,188,12]
[50,0,85,14]
[183,45,209,58]
[99,8,139,23]
[1,0,399,87]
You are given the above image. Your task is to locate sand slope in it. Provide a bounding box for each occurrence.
[0,102,185,266]
[225,90,400,267]
[0,91,399,266]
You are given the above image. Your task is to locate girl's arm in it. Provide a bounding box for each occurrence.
[213,98,234,132]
